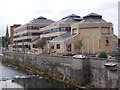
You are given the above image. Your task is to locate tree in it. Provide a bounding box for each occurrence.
[35,38,47,53]
[99,52,107,58]
[74,39,83,53]
[2,36,10,49]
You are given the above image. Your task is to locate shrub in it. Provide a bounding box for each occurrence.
[98,52,107,58]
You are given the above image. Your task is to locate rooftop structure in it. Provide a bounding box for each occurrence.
[27,16,54,24]
[80,13,106,23]
[51,14,82,25]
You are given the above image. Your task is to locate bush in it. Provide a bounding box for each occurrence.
[99,52,107,58]
[63,53,73,56]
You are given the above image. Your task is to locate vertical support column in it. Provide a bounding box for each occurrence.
[82,58,91,85]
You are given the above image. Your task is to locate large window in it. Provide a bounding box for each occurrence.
[41,27,71,35]
[14,33,41,38]
[14,26,43,33]
[14,39,31,43]
[56,44,60,49]
[66,44,72,51]
[13,45,29,48]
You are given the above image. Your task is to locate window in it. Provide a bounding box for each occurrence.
[33,45,37,48]
[56,44,60,49]
[66,44,72,51]
[60,27,66,31]
[14,26,40,33]
[14,39,31,43]
[105,37,109,45]
[106,40,109,44]
[51,46,54,49]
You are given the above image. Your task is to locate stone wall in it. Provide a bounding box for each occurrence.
[2,51,120,88]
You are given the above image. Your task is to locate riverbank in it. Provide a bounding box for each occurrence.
[1,59,85,89]
[1,60,80,89]
[2,51,120,89]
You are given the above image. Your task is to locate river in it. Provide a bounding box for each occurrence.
[0,60,76,90]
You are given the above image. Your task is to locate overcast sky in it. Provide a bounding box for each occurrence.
[0,0,118,36]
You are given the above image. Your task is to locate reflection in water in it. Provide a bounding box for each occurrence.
[1,80,23,88]
[13,77,68,89]
[0,61,76,89]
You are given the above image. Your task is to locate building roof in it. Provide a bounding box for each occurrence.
[51,32,76,42]
[51,14,82,25]
[80,13,106,23]
[83,13,102,18]
[27,16,55,24]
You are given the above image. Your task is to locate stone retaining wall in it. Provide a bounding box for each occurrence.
[2,51,120,88]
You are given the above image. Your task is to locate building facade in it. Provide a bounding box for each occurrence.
[10,24,21,45]
[39,14,81,40]
[11,13,117,54]
[31,14,82,52]
[48,13,117,55]
[13,17,54,51]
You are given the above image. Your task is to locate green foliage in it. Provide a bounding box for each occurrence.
[98,52,107,58]
[1,36,10,48]
[74,39,83,52]
[63,53,74,56]
[35,38,47,50]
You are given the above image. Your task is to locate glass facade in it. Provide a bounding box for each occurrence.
[41,27,71,34]
[14,26,43,33]
[14,27,71,39]
[13,45,29,48]
[14,39,31,43]
[13,26,71,48]
[14,33,41,38]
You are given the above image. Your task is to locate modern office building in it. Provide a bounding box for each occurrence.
[48,13,117,55]
[30,14,82,51]
[12,13,117,54]
[39,14,82,39]
[13,16,54,51]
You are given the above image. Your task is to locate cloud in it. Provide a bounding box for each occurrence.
[93,1,118,35]
[0,0,118,36]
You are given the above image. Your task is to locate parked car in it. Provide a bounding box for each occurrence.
[73,54,87,58]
